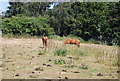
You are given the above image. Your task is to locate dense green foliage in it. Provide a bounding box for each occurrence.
[1,2,120,45]
[2,15,55,36]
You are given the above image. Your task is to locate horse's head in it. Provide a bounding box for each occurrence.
[75,39,80,47]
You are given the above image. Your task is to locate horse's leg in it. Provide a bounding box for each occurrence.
[45,40,47,47]
[42,39,45,47]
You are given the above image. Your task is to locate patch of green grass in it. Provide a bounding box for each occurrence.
[54,58,66,65]
[54,48,68,57]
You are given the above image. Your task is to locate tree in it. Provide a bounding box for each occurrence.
[49,3,76,36]
[5,2,25,17]
[5,2,52,17]
[101,2,120,45]
[71,2,109,40]
[24,2,52,17]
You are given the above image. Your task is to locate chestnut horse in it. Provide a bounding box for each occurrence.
[64,38,80,47]
[42,36,48,47]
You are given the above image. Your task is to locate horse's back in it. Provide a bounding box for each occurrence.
[70,39,76,44]
[64,38,80,47]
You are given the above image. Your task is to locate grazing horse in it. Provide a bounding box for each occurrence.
[64,38,80,47]
[42,36,48,47]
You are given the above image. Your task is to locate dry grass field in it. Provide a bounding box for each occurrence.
[1,38,119,79]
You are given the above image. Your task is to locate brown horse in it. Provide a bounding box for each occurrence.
[64,38,80,47]
[42,36,48,47]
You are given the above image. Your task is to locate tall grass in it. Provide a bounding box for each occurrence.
[95,47,118,66]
